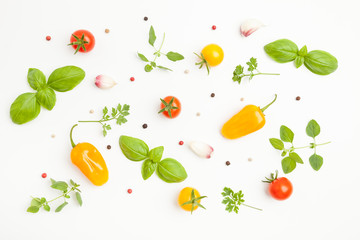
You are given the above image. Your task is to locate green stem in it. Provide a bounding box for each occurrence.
[292,141,331,150]
[46,188,74,204]
[78,117,116,123]
[242,203,263,211]
[153,33,166,62]
[70,124,78,148]
[260,94,277,113]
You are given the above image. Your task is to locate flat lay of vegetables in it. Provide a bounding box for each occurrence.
[10,66,85,124]
[70,124,109,186]
[221,94,277,139]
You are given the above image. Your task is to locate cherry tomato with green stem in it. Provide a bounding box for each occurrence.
[69,30,95,54]
[195,44,224,74]
[263,170,293,200]
[178,187,207,214]
[158,96,181,119]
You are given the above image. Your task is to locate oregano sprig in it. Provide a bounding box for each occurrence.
[137,26,184,72]
[232,57,279,85]
[221,187,262,213]
[78,103,130,137]
[269,119,331,174]
[27,179,82,214]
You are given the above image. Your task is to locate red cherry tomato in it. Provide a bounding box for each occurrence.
[159,96,181,119]
[264,170,293,200]
[69,30,95,54]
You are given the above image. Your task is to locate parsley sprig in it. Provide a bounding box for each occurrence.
[181,188,207,214]
[221,187,262,213]
[232,57,279,84]
[138,26,184,72]
[27,179,82,213]
[78,103,130,137]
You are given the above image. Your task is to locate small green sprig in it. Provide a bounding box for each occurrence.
[78,103,130,137]
[269,119,331,174]
[138,26,184,72]
[181,189,207,214]
[27,179,82,214]
[221,187,262,213]
[232,57,279,84]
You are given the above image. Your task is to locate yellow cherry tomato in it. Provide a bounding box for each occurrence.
[178,187,207,213]
[201,44,224,67]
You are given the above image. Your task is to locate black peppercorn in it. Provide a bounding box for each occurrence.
[142,124,148,129]
[225,161,231,166]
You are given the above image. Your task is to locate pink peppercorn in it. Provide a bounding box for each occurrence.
[41,173,47,178]
[46,36,51,41]
[212,25,216,30]
[130,77,135,81]
[179,141,184,145]
[127,189,132,194]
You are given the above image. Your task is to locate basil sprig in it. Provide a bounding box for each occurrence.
[264,39,338,75]
[119,136,187,183]
[10,66,85,124]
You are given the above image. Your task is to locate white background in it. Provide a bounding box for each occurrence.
[0,0,359,239]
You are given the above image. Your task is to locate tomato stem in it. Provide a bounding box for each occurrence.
[70,124,78,148]
[260,94,277,113]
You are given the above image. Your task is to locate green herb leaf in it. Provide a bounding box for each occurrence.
[144,64,153,72]
[10,93,41,124]
[150,61,157,67]
[137,53,149,62]
[27,68,46,90]
[148,26,156,46]
[304,50,338,75]
[31,198,42,207]
[166,52,184,62]
[269,138,284,150]
[43,205,50,211]
[294,56,304,68]
[309,154,323,171]
[264,39,299,63]
[76,192,83,206]
[141,160,157,180]
[119,135,149,161]
[298,45,308,56]
[157,65,172,71]
[51,180,69,192]
[36,86,56,111]
[280,125,294,143]
[27,206,40,213]
[149,146,164,163]
[281,151,287,157]
[156,158,187,183]
[289,152,303,164]
[306,119,321,138]
[281,157,296,174]
[55,202,68,212]
[47,66,85,92]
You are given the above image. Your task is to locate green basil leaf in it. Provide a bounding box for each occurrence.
[281,157,296,174]
[51,181,69,192]
[156,158,187,183]
[150,61,157,67]
[144,64,153,72]
[43,205,50,211]
[119,135,149,161]
[309,154,323,171]
[149,26,156,46]
[149,146,164,163]
[294,56,304,68]
[281,151,287,157]
[47,66,85,92]
[30,198,42,207]
[157,65,172,71]
[304,50,338,75]
[10,93,41,124]
[280,125,294,143]
[166,52,184,62]
[55,202,68,212]
[138,53,149,62]
[36,86,56,110]
[28,68,46,90]
[269,138,284,150]
[306,119,321,138]
[264,39,299,63]
[141,160,157,180]
[76,192,83,206]
[298,45,308,56]
[289,152,303,164]
[27,206,40,213]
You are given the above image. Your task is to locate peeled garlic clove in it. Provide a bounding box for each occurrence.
[240,19,264,37]
[189,141,214,159]
[95,75,117,89]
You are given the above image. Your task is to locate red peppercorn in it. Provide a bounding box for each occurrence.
[46,36,51,41]
[179,141,184,145]
[127,189,132,194]
[212,25,216,30]
[130,77,135,81]
[41,173,47,178]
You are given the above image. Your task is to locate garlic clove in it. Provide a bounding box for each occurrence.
[95,75,117,89]
[240,19,264,37]
[189,141,214,159]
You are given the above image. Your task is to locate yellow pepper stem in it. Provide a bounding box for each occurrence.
[70,124,78,148]
[260,94,277,113]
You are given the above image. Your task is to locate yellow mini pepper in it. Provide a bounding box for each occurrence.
[221,94,277,139]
